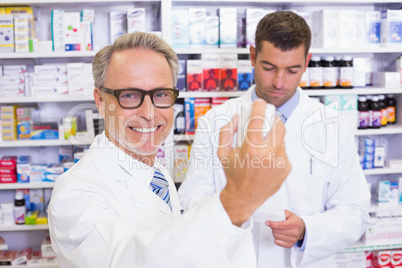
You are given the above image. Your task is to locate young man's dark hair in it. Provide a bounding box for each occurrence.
[255,11,311,58]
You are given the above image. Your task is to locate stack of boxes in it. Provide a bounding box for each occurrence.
[109,8,146,44]
[16,107,33,140]
[0,156,17,183]
[0,65,26,97]
[1,105,17,141]
[358,137,385,170]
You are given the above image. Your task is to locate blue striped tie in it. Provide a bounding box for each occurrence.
[150,168,172,210]
[275,110,287,123]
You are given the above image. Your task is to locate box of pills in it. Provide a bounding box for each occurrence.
[171,9,189,49]
[127,8,146,33]
[202,54,220,91]
[187,60,202,91]
[219,8,237,48]
[0,15,14,52]
[205,16,219,48]
[189,8,206,48]
[246,9,264,47]
[381,10,402,47]
[109,11,126,44]
[365,11,381,47]
[312,10,340,48]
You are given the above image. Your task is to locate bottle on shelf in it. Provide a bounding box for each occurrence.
[340,56,354,89]
[14,191,26,225]
[369,96,381,129]
[386,94,397,124]
[334,56,342,88]
[308,56,323,89]
[358,96,369,129]
[378,95,388,127]
[322,56,337,89]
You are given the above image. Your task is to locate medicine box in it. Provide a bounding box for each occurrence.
[205,16,219,48]
[109,11,127,44]
[380,9,402,47]
[312,10,340,48]
[219,8,237,48]
[202,54,220,91]
[365,11,381,47]
[30,164,47,183]
[187,60,202,91]
[339,10,356,49]
[0,15,14,52]
[237,60,253,91]
[219,54,237,91]
[189,8,206,48]
[30,121,59,140]
[17,121,31,139]
[64,12,81,51]
[171,9,189,49]
[127,8,146,33]
[246,9,264,47]
[373,72,401,88]
[34,64,67,74]
[30,189,44,213]
[176,60,186,91]
[174,145,190,183]
[17,156,31,183]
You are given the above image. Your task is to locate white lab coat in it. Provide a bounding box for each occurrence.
[179,86,371,268]
[48,133,257,268]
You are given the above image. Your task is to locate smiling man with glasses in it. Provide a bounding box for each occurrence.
[48,32,291,267]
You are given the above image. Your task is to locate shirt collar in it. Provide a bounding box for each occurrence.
[251,86,299,120]
[95,132,156,186]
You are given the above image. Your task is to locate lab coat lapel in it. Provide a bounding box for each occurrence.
[92,146,173,217]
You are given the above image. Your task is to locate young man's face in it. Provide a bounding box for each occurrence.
[251,41,311,108]
[95,48,174,160]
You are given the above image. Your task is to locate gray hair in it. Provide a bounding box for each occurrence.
[93,32,179,88]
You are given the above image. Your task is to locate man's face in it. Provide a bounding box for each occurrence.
[251,41,311,108]
[95,48,174,158]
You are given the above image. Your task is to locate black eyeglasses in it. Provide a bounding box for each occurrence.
[100,86,179,109]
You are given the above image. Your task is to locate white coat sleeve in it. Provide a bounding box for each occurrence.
[49,182,256,268]
[291,119,371,267]
[179,111,225,211]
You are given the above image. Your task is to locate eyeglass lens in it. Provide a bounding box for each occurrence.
[119,89,176,108]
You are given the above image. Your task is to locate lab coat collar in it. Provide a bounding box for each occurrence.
[90,133,174,216]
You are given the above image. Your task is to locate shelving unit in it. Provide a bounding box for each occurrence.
[0,0,401,264]
[0,139,92,148]
[0,182,55,190]
[0,225,49,232]
[341,242,402,253]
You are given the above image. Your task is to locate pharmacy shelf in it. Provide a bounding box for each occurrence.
[5,265,58,268]
[0,139,92,148]
[341,242,402,253]
[0,95,94,104]
[0,224,49,232]
[175,47,402,55]
[4,0,154,4]
[174,134,194,142]
[4,265,58,268]
[178,91,245,98]
[0,182,55,190]
[355,125,402,136]
[304,87,402,96]
[369,204,402,214]
[0,51,97,59]
[363,167,402,175]
[174,0,402,3]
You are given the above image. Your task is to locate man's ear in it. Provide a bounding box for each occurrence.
[304,53,312,72]
[94,88,105,118]
[250,45,256,67]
